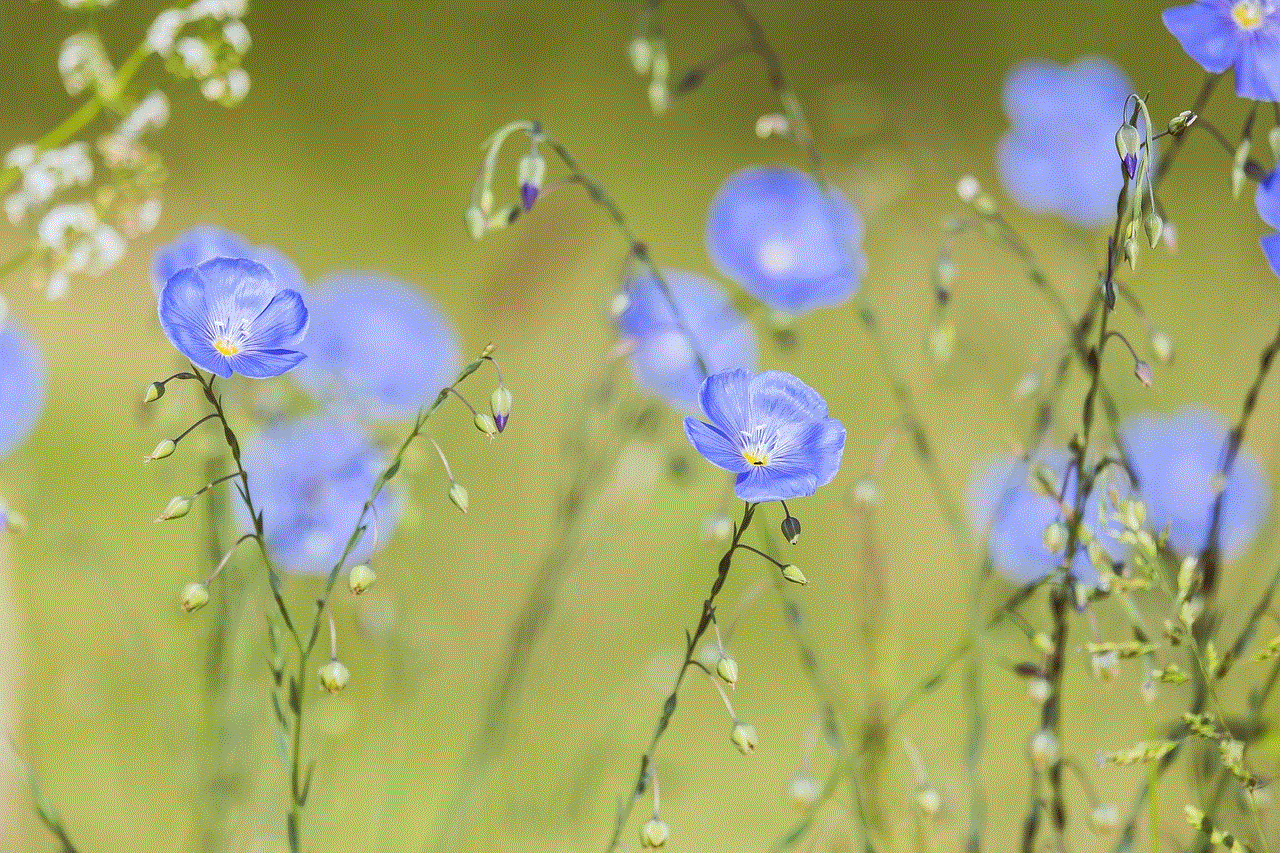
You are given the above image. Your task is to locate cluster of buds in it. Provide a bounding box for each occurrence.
[147,0,251,106]
[465,121,546,240]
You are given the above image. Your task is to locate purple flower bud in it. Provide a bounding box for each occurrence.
[1122,153,1138,180]
[520,182,538,212]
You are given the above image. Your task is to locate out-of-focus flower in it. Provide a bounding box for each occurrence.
[1256,169,1280,227]
[614,269,757,411]
[967,450,1128,587]
[238,415,397,574]
[294,274,460,419]
[0,315,47,458]
[706,167,866,315]
[684,368,845,502]
[997,57,1137,227]
[158,257,308,378]
[1120,407,1269,559]
[1163,0,1280,101]
[150,225,305,297]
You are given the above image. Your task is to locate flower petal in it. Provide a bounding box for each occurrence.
[229,348,307,379]
[248,288,309,351]
[733,465,817,502]
[1163,2,1240,74]
[747,370,828,426]
[1234,26,1280,100]
[698,368,754,438]
[159,267,234,377]
[684,417,751,474]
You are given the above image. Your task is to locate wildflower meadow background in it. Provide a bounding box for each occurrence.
[2,1,1280,852]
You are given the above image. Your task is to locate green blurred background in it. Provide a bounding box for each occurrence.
[1,1,1278,850]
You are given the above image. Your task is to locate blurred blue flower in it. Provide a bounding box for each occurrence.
[997,57,1136,227]
[0,315,47,458]
[1257,170,1280,227]
[684,368,845,502]
[967,451,1128,587]
[158,257,309,378]
[294,274,460,419]
[1121,407,1269,559]
[705,167,866,315]
[1262,231,1280,272]
[151,225,306,296]
[614,269,757,411]
[238,414,397,575]
[1163,0,1280,101]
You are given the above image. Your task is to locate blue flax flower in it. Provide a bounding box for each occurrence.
[614,269,757,411]
[158,257,309,378]
[1163,0,1280,102]
[151,225,306,296]
[684,368,845,502]
[1121,407,1269,559]
[705,167,866,315]
[967,451,1129,588]
[997,57,1136,227]
[0,315,47,458]
[238,415,397,574]
[1256,169,1280,227]
[294,274,460,419]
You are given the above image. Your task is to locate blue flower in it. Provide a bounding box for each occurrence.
[997,57,1136,227]
[1163,0,1280,102]
[158,257,309,378]
[151,225,306,296]
[0,315,47,458]
[1257,169,1280,227]
[614,269,757,411]
[237,415,397,575]
[293,274,460,419]
[967,451,1128,588]
[705,167,866,315]
[1120,407,1269,559]
[684,368,845,502]
[1262,231,1280,273]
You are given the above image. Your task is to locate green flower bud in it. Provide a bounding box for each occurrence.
[639,816,669,848]
[179,582,209,613]
[143,381,164,403]
[318,659,350,696]
[781,564,808,586]
[1144,211,1163,249]
[1043,521,1066,554]
[474,412,498,439]
[916,786,942,818]
[348,563,376,594]
[449,481,469,514]
[464,205,486,240]
[1033,632,1055,656]
[927,315,956,365]
[1124,236,1139,271]
[1028,677,1050,704]
[1030,729,1059,771]
[1232,137,1251,199]
[785,775,820,809]
[628,37,652,75]
[716,655,738,688]
[780,514,801,545]
[647,80,669,114]
[144,438,176,464]
[1168,110,1196,135]
[1149,329,1174,364]
[156,495,191,522]
[490,386,512,433]
[731,721,758,754]
[973,192,996,216]
[1115,124,1141,178]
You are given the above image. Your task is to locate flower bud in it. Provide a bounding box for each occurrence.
[490,386,512,433]
[1115,124,1141,179]
[348,563,376,594]
[785,775,820,809]
[1232,137,1251,199]
[1149,329,1174,363]
[916,786,942,818]
[639,816,669,848]
[1043,521,1066,554]
[1033,632,1055,656]
[1030,729,1059,771]
[781,564,808,586]
[1089,802,1119,834]
[1091,649,1119,682]
[318,659,350,695]
[781,514,801,545]
[1143,212,1163,249]
[449,481,470,514]
[464,205,486,240]
[956,175,980,202]
[731,721,758,754]
[144,381,164,403]
[628,37,653,75]
[517,152,546,212]
[1168,110,1196,135]
[647,80,669,114]
[155,495,191,522]
[1124,236,1139,271]
[474,412,498,439]
[1134,359,1153,387]
[179,581,209,613]
[145,438,176,463]
[716,655,738,688]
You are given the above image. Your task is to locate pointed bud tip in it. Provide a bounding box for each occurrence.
[143,382,164,403]
[781,564,808,585]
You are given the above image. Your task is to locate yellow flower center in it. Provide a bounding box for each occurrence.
[214,337,241,356]
[1234,0,1264,30]
[743,447,770,466]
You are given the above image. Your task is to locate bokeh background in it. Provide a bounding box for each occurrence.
[1,1,1278,851]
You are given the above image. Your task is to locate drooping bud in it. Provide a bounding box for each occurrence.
[144,438,176,463]
[716,655,739,688]
[516,151,546,212]
[956,175,980,203]
[1143,211,1163,249]
[474,412,498,439]
[731,721,758,754]
[639,816,669,849]
[785,775,821,809]
[1150,329,1174,363]
[1028,677,1051,704]
[490,386,512,433]
[1168,110,1196,135]
[464,205,485,240]
[348,563,376,594]
[318,659,350,695]
[1030,729,1060,771]
[179,581,209,613]
[781,514,801,545]
[448,481,470,514]
[155,495,191,522]
[1232,137,1251,199]
[1134,359,1153,387]
[1115,124,1141,179]
[1033,632,1055,656]
[144,381,164,403]
[781,564,808,586]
